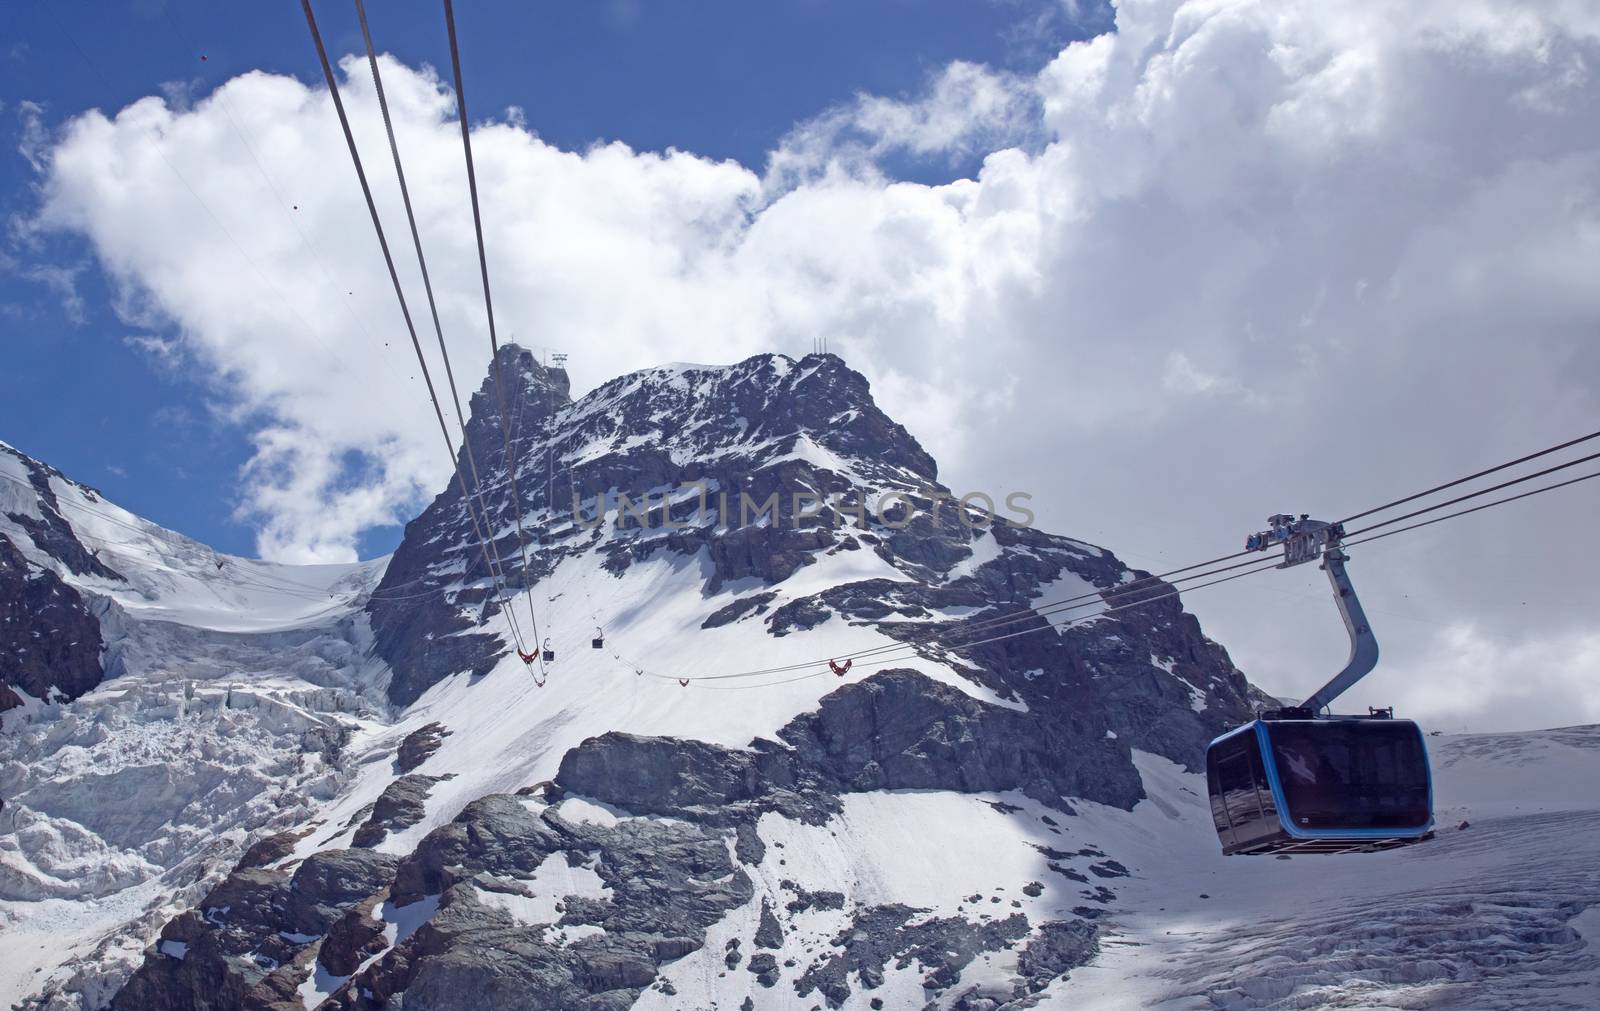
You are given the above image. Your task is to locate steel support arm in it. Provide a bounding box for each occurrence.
[1302,546,1379,713]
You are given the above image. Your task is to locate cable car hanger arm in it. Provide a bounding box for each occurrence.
[1245,514,1377,716]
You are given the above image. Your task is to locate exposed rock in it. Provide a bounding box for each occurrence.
[0,533,105,709]
[734,821,766,865]
[112,850,396,1011]
[235,829,311,872]
[755,897,784,949]
[367,347,571,705]
[352,774,448,848]
[701,590,777,629]
[285,850,400,936]
[1014,920,1099,996]
[794,905,1033,1009]
[395,722,452,773]
[317,793,755,1008]
[0,443,125,583]
[747,952,780,988]
[783,886,846,915]
[318,893,389,977]
[557,669,1145,819]
[365,350,997,708]
[556,735,762,816]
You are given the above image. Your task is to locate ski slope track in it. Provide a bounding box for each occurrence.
[1,352,1596,1010]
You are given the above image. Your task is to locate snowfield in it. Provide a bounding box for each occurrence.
[635,731,1600,1011]
[1050,737,1600,1010]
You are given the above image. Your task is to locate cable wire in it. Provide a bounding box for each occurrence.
[630,554,1285,685]
[1342,448,1600,539]
[1338,429,1600,525]
[630,437,1600,688]
[353,0,543,677]
[700,564,1275,691]
[300,0,530,658]
[1344,468,1600,551]
[442,0,547,659]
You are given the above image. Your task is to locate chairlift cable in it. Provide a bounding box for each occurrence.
[442,0,548,660]
[353,0,542,677]
[639,443,1600,688]
[1343,468,1600,551]
[1341,448,1600,539]
[300,0,530,659]
[1337,429,1600,525]
[632,555,1286,685]
[698,564,1276,691]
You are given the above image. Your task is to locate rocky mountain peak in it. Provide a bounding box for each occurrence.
[458,343,573,480]
[366,350,1254,775]
[368,350,951,704]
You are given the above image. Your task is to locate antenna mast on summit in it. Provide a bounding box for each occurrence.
[552,353,568,369]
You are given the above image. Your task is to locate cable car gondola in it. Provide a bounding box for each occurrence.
[1206,515,1435,856]
[1208,714,1432,855]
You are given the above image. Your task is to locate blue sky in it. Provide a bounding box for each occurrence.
[0,0,1099,558]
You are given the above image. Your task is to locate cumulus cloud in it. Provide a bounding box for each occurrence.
[24,0,1600,728]
[765,60,1042,187]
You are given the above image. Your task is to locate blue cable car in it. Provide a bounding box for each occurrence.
[1207,515,1435,856]
[1207,717,1433,855]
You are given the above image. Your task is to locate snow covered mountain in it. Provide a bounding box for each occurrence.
[0,439,389,1008]
[3,351,1597,1010]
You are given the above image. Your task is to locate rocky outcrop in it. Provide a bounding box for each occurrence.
[366,349,954,706]
[235,830,311,872]
[112,849,397,1011]
[1,442,125,583]
[319,794,754,1010]
[0,532,105,709]
[351,773,448,848]
[795,905,1032,1007]
[1014,919,1100,996]
[395,722,452,773]
[557,668,1143,818]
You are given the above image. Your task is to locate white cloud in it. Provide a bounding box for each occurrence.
[23,1,1600,728]
[16,98,50,173]
[765,60,1041,188]
[122,333,182,368]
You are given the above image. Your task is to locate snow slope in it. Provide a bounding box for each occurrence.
[1044,727,1600,1010]
[292,540,1022,864]
[602,726,1600,1010]
[0,444,385,633]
